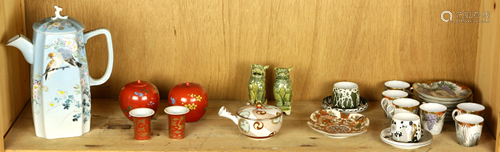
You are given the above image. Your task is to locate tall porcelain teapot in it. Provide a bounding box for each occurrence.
[6,6,113,139]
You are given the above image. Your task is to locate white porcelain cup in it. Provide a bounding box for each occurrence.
[385,80,412,94]
[454,114,484,147]
[420,103,447,135]
[452,103,485,118]
[390,113,422,143]
[386,98,420,116]
[381,90,409,118]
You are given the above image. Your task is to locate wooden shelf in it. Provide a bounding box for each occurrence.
[4,99,496,151]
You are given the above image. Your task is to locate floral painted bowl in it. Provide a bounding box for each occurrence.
[307,110,369,138]
[413,81,472,101]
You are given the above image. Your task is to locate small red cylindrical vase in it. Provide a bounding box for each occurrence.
[164,106,190,140]
[129,108,155,141]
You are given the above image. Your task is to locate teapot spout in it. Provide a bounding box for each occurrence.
[7,34,34,64]
[218,106,239,125]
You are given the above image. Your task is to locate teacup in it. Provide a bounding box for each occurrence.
[387,98,420,115]
[381,90,409,118]
[452,103,485,117]
[385,80,412,94]
[454,114,484,147]
[332,82,360,109]
[390,113,422,143]
[420,103,447,135]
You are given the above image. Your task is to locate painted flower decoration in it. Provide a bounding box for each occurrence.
[185,103,197,110]
[57,90,67,97]
[52,22,62,27]
[80,78,86,89]
[134,92,144,97]
[436,111,444,117]
[49,102,55,106]
[147,101,155,107]
[33,83,40,90]
[170,97,176,105]
[189,94,202,102]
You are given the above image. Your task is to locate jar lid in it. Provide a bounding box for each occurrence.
[174,82,203,89]
[127,79,148,87]
[236,103,282,120]
[32,6,85,34]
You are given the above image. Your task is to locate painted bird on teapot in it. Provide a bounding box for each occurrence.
[248,64,268,105]
[273,67,293,115]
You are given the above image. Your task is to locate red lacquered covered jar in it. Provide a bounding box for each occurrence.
[119,80,159,121]
[168,82,208,122]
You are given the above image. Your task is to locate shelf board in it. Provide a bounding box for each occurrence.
[4,98,496,151]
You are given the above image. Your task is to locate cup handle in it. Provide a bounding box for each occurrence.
[452,109,461,121]
[381,98,390,112]
[84,28,114,86]
[409,87,414,97]
[387,105,395,118]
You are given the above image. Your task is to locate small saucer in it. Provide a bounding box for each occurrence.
[307,121,368,139]
[322,96,368,113]
[380,127,433,149]
[307,109,369,139]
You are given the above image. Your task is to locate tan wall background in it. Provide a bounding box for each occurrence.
[24,0,479,102]
[1,0,30,141]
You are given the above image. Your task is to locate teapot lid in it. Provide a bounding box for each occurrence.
[236,103,282,120]
[33,6,85,34]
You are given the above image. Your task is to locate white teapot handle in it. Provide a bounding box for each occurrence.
[84,28,114,86]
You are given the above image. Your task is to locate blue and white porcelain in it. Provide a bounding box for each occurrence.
[6,5,113,139]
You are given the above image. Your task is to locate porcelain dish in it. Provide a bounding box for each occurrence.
[413,81,472,101]
[322,96,368,113]
[415,92,473,104]
[380,127,433,149]
[307,109,369,138]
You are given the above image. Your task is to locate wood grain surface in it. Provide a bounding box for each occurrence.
[0,0,30,138]
[476,0,500,142]
[3,98,496,151]
[24,0,479,102]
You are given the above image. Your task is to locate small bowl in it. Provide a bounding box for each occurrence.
[307,109,369,138]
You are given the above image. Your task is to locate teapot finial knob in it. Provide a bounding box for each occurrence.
[51,5,68,20]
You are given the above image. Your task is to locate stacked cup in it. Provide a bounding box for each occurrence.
[384,80,412,96]
[381,90,409,118]
[452,103,485,147]
[386,98,420,117]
